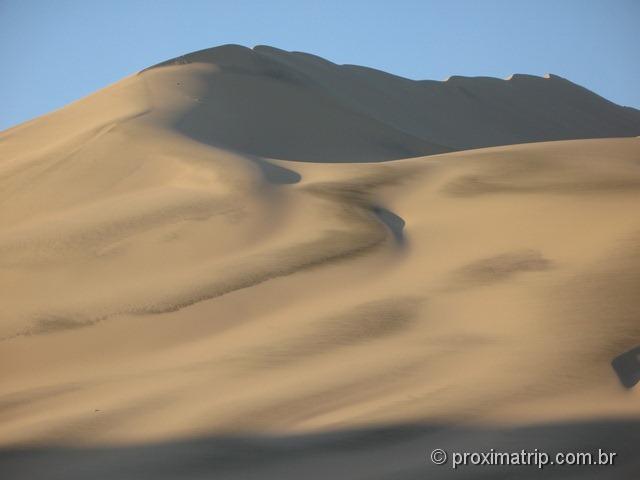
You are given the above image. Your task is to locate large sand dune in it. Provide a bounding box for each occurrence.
[2,45,640,478]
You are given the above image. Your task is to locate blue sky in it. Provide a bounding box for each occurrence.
[1,0,638,131]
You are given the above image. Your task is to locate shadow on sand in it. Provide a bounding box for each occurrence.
[612,345,640,389]
[2,419,638,479]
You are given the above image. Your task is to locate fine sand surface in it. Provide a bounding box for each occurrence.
[2,45,640,478]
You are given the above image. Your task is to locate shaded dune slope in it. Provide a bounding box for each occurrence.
[145,44,640,161]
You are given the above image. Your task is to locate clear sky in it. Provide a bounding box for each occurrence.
[1,0,638,131]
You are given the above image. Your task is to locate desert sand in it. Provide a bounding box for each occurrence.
[2,45,640,478]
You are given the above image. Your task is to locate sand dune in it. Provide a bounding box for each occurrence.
[151,45,640,161]
[2,45,640,478]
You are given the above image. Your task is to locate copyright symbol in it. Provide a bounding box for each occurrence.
[430,448,447,465]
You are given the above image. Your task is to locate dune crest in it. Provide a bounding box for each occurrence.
[143,45,640,161]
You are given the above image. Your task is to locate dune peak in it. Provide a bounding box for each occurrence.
[132,46,640,161]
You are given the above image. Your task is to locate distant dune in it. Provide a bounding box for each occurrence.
[1,45,640,479]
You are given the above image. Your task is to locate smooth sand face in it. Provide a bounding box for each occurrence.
[2,45,640,477]
[143,45,640,161]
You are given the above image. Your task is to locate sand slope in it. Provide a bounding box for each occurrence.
[2,46,640,478]
[150,44,640,161]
